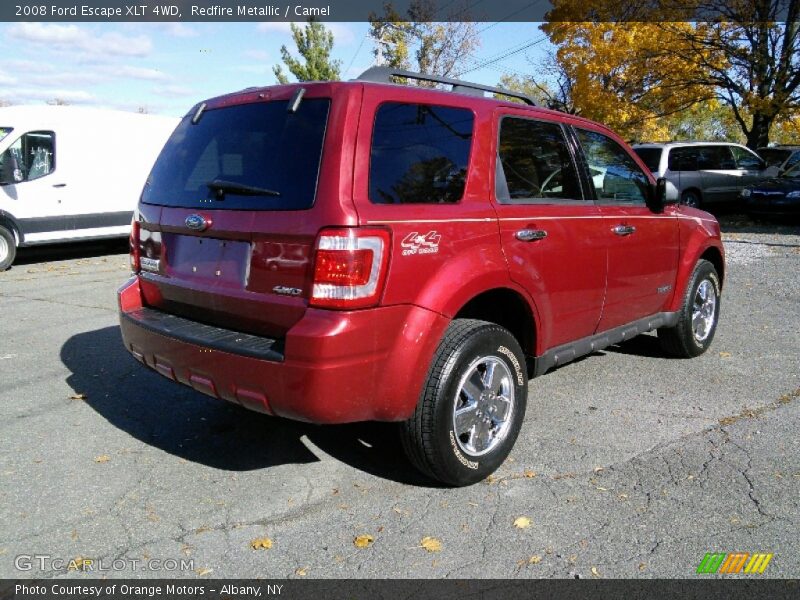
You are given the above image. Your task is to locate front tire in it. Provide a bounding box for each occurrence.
[401,319,528,486]
[0,226,16,271]
[681,189,702,208]
[658,259,721,358]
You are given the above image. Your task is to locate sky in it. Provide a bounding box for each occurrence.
[0,21,552,117]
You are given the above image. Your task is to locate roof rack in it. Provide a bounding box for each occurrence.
[356,66,538,106]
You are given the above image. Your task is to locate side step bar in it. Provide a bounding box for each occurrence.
[534,312,679,377]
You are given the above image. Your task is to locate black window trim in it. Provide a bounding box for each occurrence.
[367,100,477,206]
[492,113,589,206]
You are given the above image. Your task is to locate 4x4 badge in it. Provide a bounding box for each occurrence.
[401,231,441,256]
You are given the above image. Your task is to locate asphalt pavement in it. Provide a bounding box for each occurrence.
[1,216,798,579]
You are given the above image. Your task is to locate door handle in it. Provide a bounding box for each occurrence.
[515,229,547,242]
[52,183,67,188]
[612,224,636,236]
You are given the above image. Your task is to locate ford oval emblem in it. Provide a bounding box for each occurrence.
[185,214,208,231]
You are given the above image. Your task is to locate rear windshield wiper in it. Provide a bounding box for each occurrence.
[206,179,281,198]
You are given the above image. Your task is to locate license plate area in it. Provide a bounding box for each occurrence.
[165,234,250,288]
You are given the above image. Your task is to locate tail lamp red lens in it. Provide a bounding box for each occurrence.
[130,218,140,273]
[310,228,390,309]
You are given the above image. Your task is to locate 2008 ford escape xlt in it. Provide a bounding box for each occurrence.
[118,68,725,486]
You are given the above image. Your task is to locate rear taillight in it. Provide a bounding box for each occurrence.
[130,218,140,273]
[310,228,391,309]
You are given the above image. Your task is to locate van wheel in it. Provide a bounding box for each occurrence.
[401,319,528,486]
[681,189,702,208]
[658,259,721,358]
[0,226,16,271]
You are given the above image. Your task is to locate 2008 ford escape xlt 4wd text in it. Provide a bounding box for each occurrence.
[118,68,725,486]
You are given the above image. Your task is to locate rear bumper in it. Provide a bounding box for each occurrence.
[118,277,449,424]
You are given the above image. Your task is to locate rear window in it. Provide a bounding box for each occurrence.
[369,103,474,204]
[142,99,330,211]
[632,147,662,173]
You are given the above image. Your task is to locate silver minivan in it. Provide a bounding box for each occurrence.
[632,142,768,208]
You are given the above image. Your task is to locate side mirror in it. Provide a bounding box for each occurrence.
[0,155,22,185]
[648,178,672,212]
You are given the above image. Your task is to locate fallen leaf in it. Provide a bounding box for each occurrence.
[719,351,732,358]
[513,516,532,529]
[420,536,442,552]
[593,466,604,473]
[94,455,110,463]
[638,563,647,571]
[195,567,212,576]
[591,566,601,578]
[529,555,542,564]
[524,469,537,478]
[70,529,78,541]
[595,486,608,492]
[69,393,86,400]
[250,537,273,550]
[295,567,308,577]
[353,534,374,548]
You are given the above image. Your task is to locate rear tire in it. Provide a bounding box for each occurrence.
[401,319,528,486]
[658,259,721,358]
[681,189,702,208]
[0,226,16,271]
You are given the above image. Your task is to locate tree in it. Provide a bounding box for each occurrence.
[542,0,800,147]
[272,20,341,84]
[498,53,579,113]
[369,0,480,80]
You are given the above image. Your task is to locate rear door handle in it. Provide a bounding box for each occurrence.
[515,229,547,242]
[612,224,636,236]
[52,183,67,188]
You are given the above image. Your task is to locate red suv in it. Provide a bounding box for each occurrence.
[119,68,724,486]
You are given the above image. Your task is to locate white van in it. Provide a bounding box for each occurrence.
[0,106,178,270]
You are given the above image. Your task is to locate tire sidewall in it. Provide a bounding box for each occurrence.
[681,190,701,208]
[686,262,721,353]
[0,226,15,271]
[429,326,528,486]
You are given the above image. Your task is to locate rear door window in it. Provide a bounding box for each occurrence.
[142,99,330,211]
[495,117,583,203]
[369,103,474,204]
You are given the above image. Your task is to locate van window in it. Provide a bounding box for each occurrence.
[0,127,12,143]
[369,103,473,204]
[0,131,55,184]
[697,146,736,170]
[730,145,763,170]
[575,128,649,204]
[142,99,330,211]
[632,147,662,173]
[668,147,699,171]
[496,117,582,203]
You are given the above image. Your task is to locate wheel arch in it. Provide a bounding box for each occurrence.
[452,286,539,368]
[0,210,22,245]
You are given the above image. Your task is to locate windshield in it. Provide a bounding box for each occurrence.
[0,127,12,143]
[142,98,330,211]
[632,147,662,173]
[782,162,800,178]
[758,148,792,167]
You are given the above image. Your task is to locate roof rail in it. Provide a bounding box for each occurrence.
[356,66,538,106]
